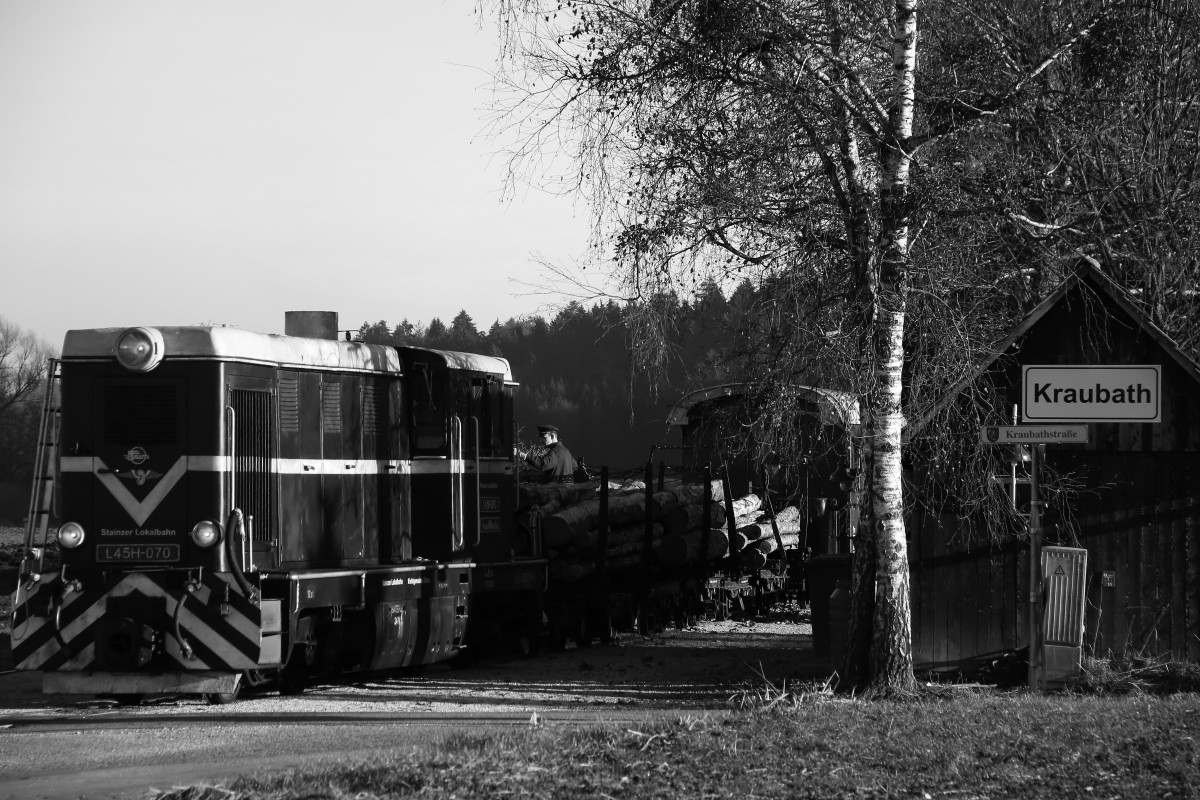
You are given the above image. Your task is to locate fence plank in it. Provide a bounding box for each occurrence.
[1170,504,1186,657]
[1140,521,1159,653]
[1188,507,1200,661]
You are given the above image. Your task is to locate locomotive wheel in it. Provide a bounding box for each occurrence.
[589,609,614,644]
[575,613,595,648]
[312,622,344,680]
[672,604,687,631]
[204,673,244,705]
[204,689,239,705]
[278,644,312,696]
[546,618,567,652]
[278,664,308,696]
[636,604,657,636]
[515,597,545,657]
[515,630,542,657]
[450,645,481,669]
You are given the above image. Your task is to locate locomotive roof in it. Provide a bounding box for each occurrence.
[396,347,514,382]
[61,328,517,380]
[62,326,404,373]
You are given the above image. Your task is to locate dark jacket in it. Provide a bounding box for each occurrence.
[523,441,577,483]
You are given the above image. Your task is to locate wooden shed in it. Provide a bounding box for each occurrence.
[905,260,1200,673]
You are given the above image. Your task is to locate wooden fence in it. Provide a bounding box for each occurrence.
[909,496,1200,673]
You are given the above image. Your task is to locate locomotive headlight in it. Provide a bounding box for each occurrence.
[115,327,165,372]
[57,522,86,549]
[189,520,222,548]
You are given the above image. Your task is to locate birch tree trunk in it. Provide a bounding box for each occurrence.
[862,0,919,695]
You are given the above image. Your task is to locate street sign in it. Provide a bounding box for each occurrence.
[980,425,1090,444]
[1022,365,1161,422]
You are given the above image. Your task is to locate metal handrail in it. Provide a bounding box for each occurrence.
[451,416,464,550]
[470,415,481,547]
[225,404,236,517]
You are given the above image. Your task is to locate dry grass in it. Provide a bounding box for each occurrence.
[1077,653,1200,695]
[727,663,839,712]
[150,789,239,800]
[148,691,1200,800]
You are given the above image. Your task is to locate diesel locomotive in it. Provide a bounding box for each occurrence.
[11,313,546,702]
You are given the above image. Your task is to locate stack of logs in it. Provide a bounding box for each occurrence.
[517,479,809,583]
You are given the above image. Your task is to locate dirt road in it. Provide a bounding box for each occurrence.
[1,526,830,798]
[0,614,829,800]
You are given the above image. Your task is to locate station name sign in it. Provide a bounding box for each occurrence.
[1022,365,1161,423]
[980,425,1090,444]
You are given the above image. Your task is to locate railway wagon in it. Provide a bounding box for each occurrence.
[666,382,861,618]
[11,314,545,702]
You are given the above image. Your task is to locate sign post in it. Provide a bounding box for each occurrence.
[980,424,1089,692]
[1028,444,1043,693]
[984,364,1162,691]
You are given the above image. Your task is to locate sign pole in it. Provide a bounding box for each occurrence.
[1010,405,1018,508]
[1028,444,1043,693]
[979,419,1085,692]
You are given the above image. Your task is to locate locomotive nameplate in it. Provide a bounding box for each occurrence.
[95,544,181,563]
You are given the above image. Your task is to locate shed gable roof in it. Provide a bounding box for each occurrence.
[906,257,1200,437]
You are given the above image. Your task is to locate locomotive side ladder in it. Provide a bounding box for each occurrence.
[23,358,61,574]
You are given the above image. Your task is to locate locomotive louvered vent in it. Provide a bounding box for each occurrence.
[321,381,342,432]
[278,376,299,432]
[363,383,378,435]
[231,388,273,544]
[104,384,178,444]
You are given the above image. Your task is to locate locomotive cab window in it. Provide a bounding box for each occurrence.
[456,377,478,455]
[411,362,447,453]
[469,375,509,458]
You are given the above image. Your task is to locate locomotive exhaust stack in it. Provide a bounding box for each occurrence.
[284,310,339,340]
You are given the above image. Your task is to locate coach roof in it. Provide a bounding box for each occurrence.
[667,382,860,427]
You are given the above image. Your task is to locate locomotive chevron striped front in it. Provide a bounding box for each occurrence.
[11,313,546,701]
[12,571,269,673]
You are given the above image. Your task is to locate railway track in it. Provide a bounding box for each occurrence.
[0,706,689,731]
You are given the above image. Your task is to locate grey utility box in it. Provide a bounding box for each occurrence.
[1041,546,1088,686]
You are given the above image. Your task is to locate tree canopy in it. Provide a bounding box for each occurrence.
[0,316,56,524]
[483,0,1200,692]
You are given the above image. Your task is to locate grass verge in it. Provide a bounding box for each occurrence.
[151,691,1200,799]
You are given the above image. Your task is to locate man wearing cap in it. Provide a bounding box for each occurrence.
[518,424,577,484]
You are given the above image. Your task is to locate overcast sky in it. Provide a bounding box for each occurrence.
[0,1,596,348]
